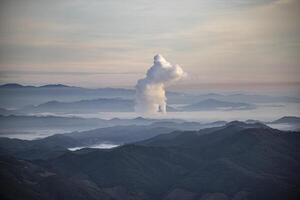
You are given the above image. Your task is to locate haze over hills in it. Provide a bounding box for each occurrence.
[0,121,273,159]
[0,83,135,108]
[0,115,187,132]
[0,83,185,107]
[267,116,300,131]
[0,125,174,160]
[0,115,111,135]
[1,115,299,140]
[21,98,135,113]
[271,116,300,124]
[1,83,299,124]
[17,99,178,114]
[13,98,258,114]
[179,99,256,111]
[0,121,299,200]
[193,93,300,103]
[0,120,232,160]
[1,83,299,109]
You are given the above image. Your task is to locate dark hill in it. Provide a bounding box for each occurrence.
[1,122,300,200]
[0,155,112,200]
[39,84,70,88]
[48,124,300,199]
[0,125,176,160]
[0,83,30,88]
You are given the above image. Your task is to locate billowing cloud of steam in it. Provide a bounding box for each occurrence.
[135,54,186,114]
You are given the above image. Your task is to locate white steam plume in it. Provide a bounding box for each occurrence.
[135,54,186,114]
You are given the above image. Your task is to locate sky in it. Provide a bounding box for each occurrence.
[0,0,299,94]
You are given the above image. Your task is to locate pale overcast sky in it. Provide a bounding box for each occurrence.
[0,0,299,93]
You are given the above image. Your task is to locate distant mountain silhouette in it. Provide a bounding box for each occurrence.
[180,99,256,111]
[0,83,27,88]
[267,116,300,131]
[20,98,135,113]
[0,115,110,133]
[16,97,178,114]
[0,83,73,88]
[1,83,299,109]
[0,115,211,138]
[271,116,300,124]
[194,93,300,103]
[39,84,71,88]
[0,83,135,108]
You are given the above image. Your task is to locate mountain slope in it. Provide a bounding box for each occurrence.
[67,125,176,145]
[1,122,299,199]
[46,123,300,200]
[0,155,112,200]
[0,124,176,160]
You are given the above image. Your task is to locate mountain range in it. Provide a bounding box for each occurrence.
[21,98,135,113]
[0,115,197,137]
[0,120,226,159]
[1,115,299,139]
[0,121,299,200]
[1,83,299,109]
[179,99,256,111]
[1,98,258,115]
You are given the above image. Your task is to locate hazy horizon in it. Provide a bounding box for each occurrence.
[0,0,299,96]
[1,81,299,96]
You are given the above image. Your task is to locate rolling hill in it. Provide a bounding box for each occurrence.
[1,121,299,199]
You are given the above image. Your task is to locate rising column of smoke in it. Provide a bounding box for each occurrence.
[135,54,186,114]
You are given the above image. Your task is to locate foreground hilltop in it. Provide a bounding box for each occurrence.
[1,121,299,200]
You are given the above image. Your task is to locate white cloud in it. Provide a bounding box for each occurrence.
[135,54,186,114]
